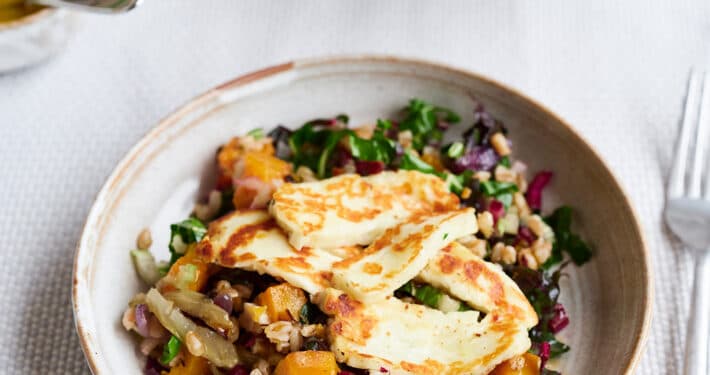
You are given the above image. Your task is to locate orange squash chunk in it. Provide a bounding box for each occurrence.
[273,351,339,375]
[163,244,213,293]
[232,151,292,209]
[490,353,542,375]
[217,136,275,180]
[254,283,307,322]
[240,151,292,182]
[164,352,210,375]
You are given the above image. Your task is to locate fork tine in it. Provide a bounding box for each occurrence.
[669,70,702,198]
[689,72,710,198]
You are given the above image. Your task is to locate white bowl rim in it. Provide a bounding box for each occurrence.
[72,54,653,374]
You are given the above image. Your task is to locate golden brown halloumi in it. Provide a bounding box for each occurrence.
[418,242,538,328]
[269,171,460,249]
[316,288,534,375]
[195,210,341,294]
[330,209,478,302]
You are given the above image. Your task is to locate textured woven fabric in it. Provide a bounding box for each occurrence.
[1,0,707,373]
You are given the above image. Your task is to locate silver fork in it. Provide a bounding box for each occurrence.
[666,70,710,375]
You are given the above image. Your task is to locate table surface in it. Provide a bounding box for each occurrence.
[1,1,706,373]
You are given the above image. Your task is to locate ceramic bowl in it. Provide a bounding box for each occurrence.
[0,7,72,73]
[73,56,652,374]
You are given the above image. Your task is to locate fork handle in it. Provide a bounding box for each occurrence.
[685,250,710,375]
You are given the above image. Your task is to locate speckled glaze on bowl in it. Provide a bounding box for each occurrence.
[72,56,652,374]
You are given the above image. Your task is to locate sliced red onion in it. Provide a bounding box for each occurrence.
[379,367,389,373]
[226,365,250,375]
[548,303,570,333]
[355,160,385,176]
[134,304,150,338]
[338,372,356,375]
[213,293,233,314]
[488,199,505,222]
[526,171,553,211]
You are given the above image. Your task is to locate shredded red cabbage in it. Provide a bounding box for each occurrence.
[488,199,505,222]
[450,146,499,173]
[549,303,570,333]
[526,171,553,211]
[517,226,536,245]
[536,341,552,369]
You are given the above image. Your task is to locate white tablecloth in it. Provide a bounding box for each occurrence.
[1,1,705,373]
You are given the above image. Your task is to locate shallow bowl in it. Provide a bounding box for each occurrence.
[73,56,652,374]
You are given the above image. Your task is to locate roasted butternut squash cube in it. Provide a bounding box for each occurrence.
[165,352,210,375]
[240,151,292,182]
[273,351,339,375]
[217,136,275,179]
[232,151,292,209]
[489,353,542,375]
[254,283,307,322]
[163,244,213,293]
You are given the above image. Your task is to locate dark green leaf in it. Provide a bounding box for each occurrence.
[399,98,460,151]
[399,150,437,175]
[317,130,348,178]
[549,339,570,358]
[544,206,592,266]
[335,114,349,124]
[397,281,415,295]
[168,218,207,266]
[348,129,396,164]
[479,180,518,197]
[566,233,593,264]
[414,284,443,308]
[160,335,181,365]
[376,118,393,130]
[498,156,511,168]
[288,122,333,171]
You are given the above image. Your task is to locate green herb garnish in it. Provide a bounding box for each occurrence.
[160,335,181,365]
[167,218,207,266]
[543,206,592,268]
[399,99,460,150]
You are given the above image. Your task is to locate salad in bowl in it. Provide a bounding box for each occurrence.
[121,98,591,375]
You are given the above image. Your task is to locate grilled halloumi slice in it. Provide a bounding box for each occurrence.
[195,210,342,294]
[269,171,460,249]
[417,242,538,328]
[330,209,477,302]
[316,288,533,375]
